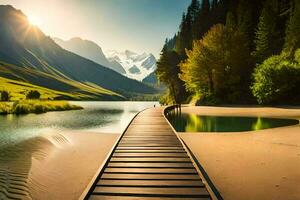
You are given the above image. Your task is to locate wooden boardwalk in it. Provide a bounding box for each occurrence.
[85,107,212,200]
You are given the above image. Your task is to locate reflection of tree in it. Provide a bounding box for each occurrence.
[0,136,55,199]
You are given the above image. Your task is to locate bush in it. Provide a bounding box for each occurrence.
[26,90,41,100]
[0,91,10,101]
[251,54,300,104]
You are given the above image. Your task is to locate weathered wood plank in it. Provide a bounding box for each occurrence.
[90,196,210,200]
[113,153,188,157]
[104,168,197,174]
[101,173,201,180]
[93,186,210,196]
[107,162,194,168]
[97,179,204,187]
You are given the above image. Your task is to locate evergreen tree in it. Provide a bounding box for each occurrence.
[284,0,300,56]
[192,0,211,40]
[175,13,192,57]
[253,0,281,63]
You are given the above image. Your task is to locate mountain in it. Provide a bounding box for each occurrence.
[142,72,157,85]
[53,37,126,74]
[0,5,157,100]
[105,50,157,81]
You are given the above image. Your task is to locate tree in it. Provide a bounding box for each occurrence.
[156,43,188,104]
[253,0,285,63]
[0,91,10,101]
[284,0,300,56]
[180,24,252,104]
[175,13,193,56]
[251,52,300,104]
[26,90,41,99]
[192,0,211,40]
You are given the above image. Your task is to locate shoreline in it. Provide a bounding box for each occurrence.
[0,100,83,115]
[176,106,300,200]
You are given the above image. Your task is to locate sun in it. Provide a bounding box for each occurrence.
[27,15,42,26]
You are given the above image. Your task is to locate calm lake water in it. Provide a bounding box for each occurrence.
[0,101,158,146]
[0,101,158,199]
[167,113,299,132]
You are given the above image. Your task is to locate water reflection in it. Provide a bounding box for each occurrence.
[167,113,299,132]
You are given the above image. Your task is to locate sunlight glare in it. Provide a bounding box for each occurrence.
[28,15,41,26]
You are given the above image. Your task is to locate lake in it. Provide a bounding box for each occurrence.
[0,101,158,146]
[167,113,299,132]
[0,101,158,199]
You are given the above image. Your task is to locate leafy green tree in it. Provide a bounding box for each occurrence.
[26,90,41,99]
[284,0,300,56]
[0,91,10,101]
[251,51,300,104]
[156,44,188,104]
[180,24,252,104]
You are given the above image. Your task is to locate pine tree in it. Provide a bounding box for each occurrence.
[192,0,211,40]
[175,12,192,57]
[253,0,281,63]
[284,0,300,56]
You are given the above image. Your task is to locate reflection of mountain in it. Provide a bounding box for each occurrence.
[0,5,157,100]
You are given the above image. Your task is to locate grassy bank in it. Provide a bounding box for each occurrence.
[0,100,83,114]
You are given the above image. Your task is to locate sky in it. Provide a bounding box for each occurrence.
[0,0,191,57]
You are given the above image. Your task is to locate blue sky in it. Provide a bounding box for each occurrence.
[1,0,191,57]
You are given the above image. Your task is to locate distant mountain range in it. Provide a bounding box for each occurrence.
[105,50,157,81]
[0,5,157,100]
[54,37,157,81]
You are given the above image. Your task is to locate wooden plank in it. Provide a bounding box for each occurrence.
[101,173,201,180]
[97,179,204,187]
[90,196,210,200]
[113,153,188,157]
[104,168,197,174]
[116,147,185,150]
[110,157,191,162]
[92,186,210,196]
[107,162,194,168]
[114,150,186,153]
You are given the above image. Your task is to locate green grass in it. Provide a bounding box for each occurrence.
[0,100,82,114]
[0,62,124,100]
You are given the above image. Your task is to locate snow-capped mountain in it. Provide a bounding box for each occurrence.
[105,50,157,81]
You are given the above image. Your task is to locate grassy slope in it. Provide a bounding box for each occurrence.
[0,62,124,100]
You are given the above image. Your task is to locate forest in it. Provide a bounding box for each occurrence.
[156,0,300,105]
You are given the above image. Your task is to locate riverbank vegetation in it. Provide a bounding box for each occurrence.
[156,0,300,105]
[0,100,82,114]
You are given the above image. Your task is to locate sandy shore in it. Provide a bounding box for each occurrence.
[178,106,300,200]
[0,130,119,199]
[31,131,119,199]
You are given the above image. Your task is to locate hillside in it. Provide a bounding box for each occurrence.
[53,37,126,74]
[0,5,157,100]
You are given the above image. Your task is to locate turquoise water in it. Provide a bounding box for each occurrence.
[167,113,299,132]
